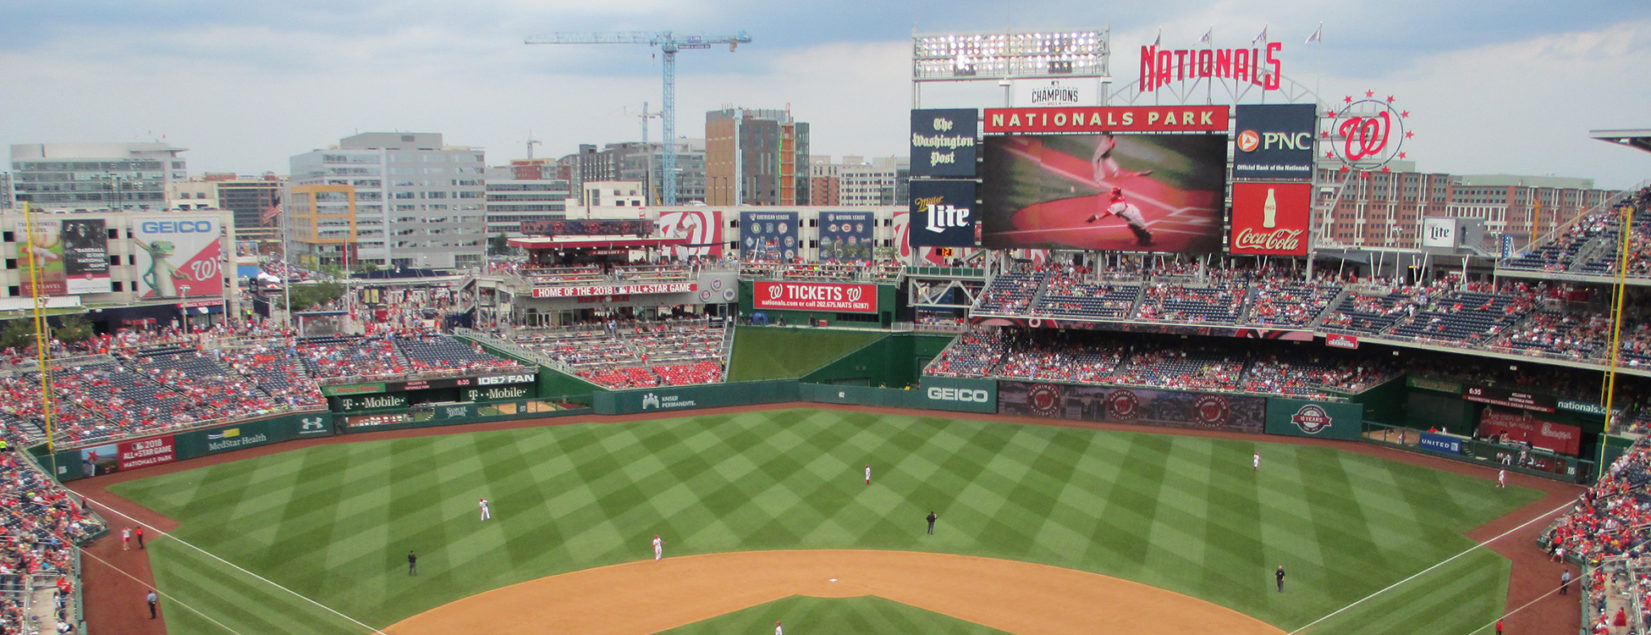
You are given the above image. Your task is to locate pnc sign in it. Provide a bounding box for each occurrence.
[1229,183,1311,256]
[1233,104,1318,180]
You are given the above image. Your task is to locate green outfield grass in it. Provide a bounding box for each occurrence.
[727,326,884,381]
[109,408,1543,634]
[661,595,1010,634]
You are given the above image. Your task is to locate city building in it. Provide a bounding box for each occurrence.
[285,184,357,269]
[288,132,485,270]
[10,143,188,212]
[809,158,841,206]
[562,141,706,205]
[213,176,284,243]
[1316,162,1619,251]
[484,159,571,239]
[705,108,810,206]
[577,181,646,217]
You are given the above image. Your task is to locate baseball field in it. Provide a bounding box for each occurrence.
[100,407,1543,633]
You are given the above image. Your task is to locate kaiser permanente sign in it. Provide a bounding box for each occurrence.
[754,281,877,313]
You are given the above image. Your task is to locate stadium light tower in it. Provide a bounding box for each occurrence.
[911,29,1110,107]
[525,31,752,206]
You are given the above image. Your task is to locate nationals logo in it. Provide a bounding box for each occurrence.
[1290,405,1333,435]
[1193,395,1231,427]
[1323,91,1414,174]
[1106,389,1141,421]
[1026,384,1063,417]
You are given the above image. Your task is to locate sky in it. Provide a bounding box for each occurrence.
[2,0,1650,188]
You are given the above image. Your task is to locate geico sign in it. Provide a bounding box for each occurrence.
[140,220,214,234]
[927,387,990,403]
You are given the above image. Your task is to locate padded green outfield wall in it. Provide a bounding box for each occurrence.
[594,380,801,415]
[802,333,956,388]
[41,412,334,482]
[1264,398,1365,440]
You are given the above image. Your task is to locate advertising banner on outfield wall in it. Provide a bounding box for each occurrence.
[1232,104,1318,180]
[1263,398,1363,440]
[911,108,979,178]
[1419,432,1464,455]
[997,381,1264,432]
[594,380,800,415]
[917,376,998,414]
[73,435,178,476]
[1476,408,1582,456]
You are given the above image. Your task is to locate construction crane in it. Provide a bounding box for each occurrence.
[631,102,662,202]
[525,31,752,205]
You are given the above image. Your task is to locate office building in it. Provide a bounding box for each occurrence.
[705,108,810,206]
[10,143,188,212]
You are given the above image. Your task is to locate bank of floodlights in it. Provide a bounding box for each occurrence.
[912,29,1109,81]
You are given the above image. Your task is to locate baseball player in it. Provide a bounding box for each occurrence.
[653,535,664,561]
[1253,451,1261,472]
[1497,469,1506,488]
[479,497,491,521]
[1091,133,1152,182]
[775,621,784,635]
[1085,188,1153,247]
[865,464,872,485]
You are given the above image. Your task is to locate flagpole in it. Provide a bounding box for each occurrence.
[1204,27,1213,105]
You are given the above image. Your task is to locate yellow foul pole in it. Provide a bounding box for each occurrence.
[1600,205,1633,476]
[20,204,57,472]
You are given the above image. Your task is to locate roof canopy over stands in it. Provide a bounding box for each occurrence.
[1590,128,1651,155]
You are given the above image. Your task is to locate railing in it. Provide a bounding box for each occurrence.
[1361,421,1592,482]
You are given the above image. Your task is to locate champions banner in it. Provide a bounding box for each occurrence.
[817,211,875,261]
[997,381,1264,432]
[132,216,224,299]
[753,281,877,313]
[740,211,799,261]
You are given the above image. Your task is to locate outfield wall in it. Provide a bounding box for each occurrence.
[43,375,1374,482]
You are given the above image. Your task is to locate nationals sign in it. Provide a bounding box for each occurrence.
[531,283,694,298]
[754,282,877,313]
[1229,183,1311,255]
[984,106,1228,133]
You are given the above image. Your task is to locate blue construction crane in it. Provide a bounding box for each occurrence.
[525,31,752,206]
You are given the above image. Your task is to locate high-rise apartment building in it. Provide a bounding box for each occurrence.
[289,132,485,269]
[10,142,188,211]
[1315,162,1618,250]
[705,108,810,206]
[484,159,570,238]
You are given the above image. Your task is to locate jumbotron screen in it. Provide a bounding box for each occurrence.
[980,134,1227,253]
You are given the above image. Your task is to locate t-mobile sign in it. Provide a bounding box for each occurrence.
[753,282,878,313]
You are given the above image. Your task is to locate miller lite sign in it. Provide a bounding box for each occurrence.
[909,180,978,248]
[1229,183,1311,256]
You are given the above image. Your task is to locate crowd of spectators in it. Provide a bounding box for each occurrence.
[1502,185,1651,276]
[509,318,728,390]
[927,328,1398,399]
[0,450,101,634]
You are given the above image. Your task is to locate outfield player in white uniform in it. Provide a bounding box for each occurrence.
[653,535,664,561]
[479,497,491,521]
[1086,188,1153,246]
[865,464,872,485]
[1253,451,1261,472]
[1091,133,1152,181]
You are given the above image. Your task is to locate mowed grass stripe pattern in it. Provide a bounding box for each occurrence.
[661,595,1012,634]
[110,409,1543,633]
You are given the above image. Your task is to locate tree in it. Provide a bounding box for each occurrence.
[358,262,380,274]
[52,314,93,344]
[0,319,34,350]
[489,232,510,255]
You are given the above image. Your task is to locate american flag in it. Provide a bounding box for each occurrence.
[260,195,283,225]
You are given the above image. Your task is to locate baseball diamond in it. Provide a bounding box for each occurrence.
[87,407,1551,634]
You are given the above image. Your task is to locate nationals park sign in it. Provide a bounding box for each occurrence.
[753,282,878,313]
[983,106,1229,133]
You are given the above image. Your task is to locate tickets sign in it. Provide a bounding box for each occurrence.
[531,283,694,298]
[754,282,877,313]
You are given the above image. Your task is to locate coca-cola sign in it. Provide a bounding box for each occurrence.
[1229,182,1311,255]
[753,282,878,314]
